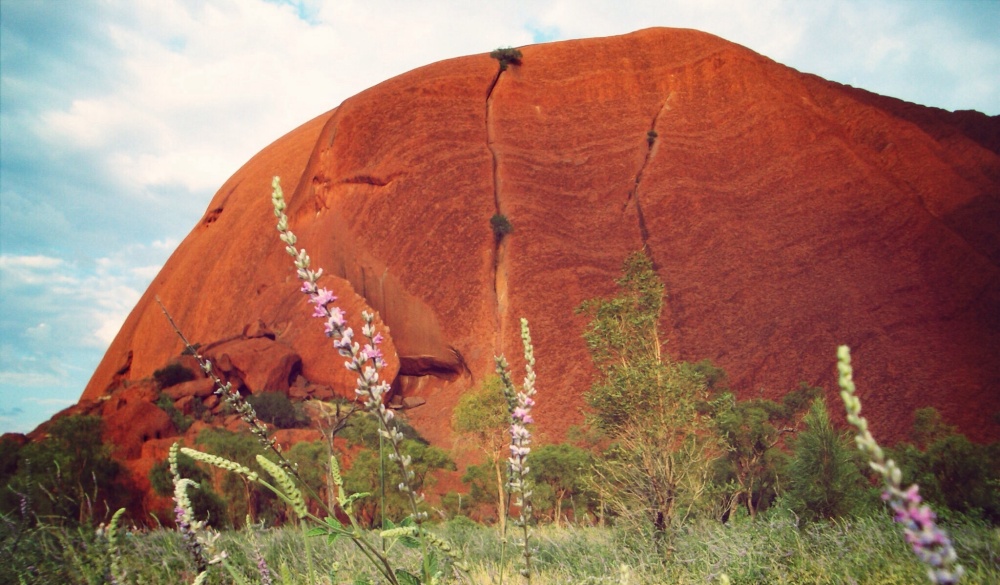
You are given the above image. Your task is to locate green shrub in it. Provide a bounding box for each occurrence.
[784,397,874,521]
[489,46,522,71]
[911,406,957,448]
[529,443,597,526]
[245,391,307,429]
[149,454,227,527]
[578,252,723,541]
[889,413,1000,524]
[155,393,193,433]
[452,375,509,525]
[490,213,513,239]
[0,415,130,524]
[193,428,282,527]
[152,362,196,389]
[343,441,455,527]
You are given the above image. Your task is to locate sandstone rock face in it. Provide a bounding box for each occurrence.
[203,337,302,394]
[76,24,998,487]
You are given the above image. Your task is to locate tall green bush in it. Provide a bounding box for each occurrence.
[890,409,1000,524]
[340,412,456,527]
[578,252,722,542]
[784,397,872,521]
[528,443,596,526]
[192,428,280,527]
[149,452,228,527]
[452,375,509,527]
[246,391,307,429]
[710,382,820,518]
[0,416,129,525]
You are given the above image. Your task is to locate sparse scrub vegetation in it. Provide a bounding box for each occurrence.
[4,178,998,584]
[153,362,197,389]
[783,396,875,521]
[246,391,309,429]
[490,213,513,240]
[490,47,522,71]
[0,416,131,525]
[156,392,196,433]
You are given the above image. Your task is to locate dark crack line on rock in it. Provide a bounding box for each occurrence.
[486,67,506,357]
[628,97,670,253]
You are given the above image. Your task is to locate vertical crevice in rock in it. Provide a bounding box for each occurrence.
[486,67,507,358]
[628,97,671,253]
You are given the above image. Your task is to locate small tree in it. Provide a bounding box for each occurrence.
[529,443,595,526]
[890,409,1000,524]
[193,428,280,527]
[579,252,723,544]
[784,396,871,521]
[149,453,228,527]
[1,416,129,524]
[246,391,308,429]
[911,406,957,449]
[339,412,455,527]
[489,46,522,71]
[711,382,820,518]
[452,376,509,528]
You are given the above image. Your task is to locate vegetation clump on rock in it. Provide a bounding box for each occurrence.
[490,46,522,70]
[490,213,513,240]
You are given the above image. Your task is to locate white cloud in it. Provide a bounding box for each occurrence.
[131,264,163,280]
[0,254,76,287]
[24,322,51,342]
[0,255,63,269]
[152,238,179,250]
[22,396,77,407]
[0,369,67,389]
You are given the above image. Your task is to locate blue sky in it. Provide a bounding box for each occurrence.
[2,0,998,435]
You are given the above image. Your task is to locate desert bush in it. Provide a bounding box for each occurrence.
[149,452,228,528]
[155,392,194,433]
[890,418,1000,524]
[153,362,196,389]
[192,428,283,527]
[911,406,958,448]
[452,375,509,526]
[490,213,513,239]
[579,251,723,542]
[528,443,596,526]
[0,415,130,525]
[342,441,455,528]
[490,46,522,71]
[246,391,308,429]
[784,396,874,521]
[709,382,819,518]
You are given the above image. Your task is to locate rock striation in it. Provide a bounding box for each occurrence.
[34,28,1000,513]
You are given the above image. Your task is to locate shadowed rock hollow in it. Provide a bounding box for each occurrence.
[69,28,999,481]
